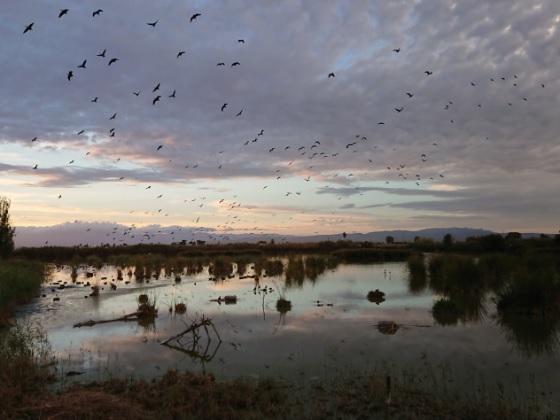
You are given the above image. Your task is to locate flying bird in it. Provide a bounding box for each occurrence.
[31,137,37,142]
[32,164,38,169]
[236,109,243,117]
[108,58,118,66]
[406,92,413,98]
[425,70,433,75]
[221,103,227,111]
[190,13,201,22]
[177,51,186,58]
[58,9,69,18]
[67,70,73,81]
[147,20,158,27]
[23,23,34,33]
[258,129,264,136]
[109,113,116,120]
[168,90,176,98]
[152,96,161,105]
[92,9,103,17]
[133,91,140,96]
[91,97,98,102]
[97,49,106,57]
[238,39,245,43]
[157,145,163,151]
[77,130,84,135]
[231,62,240,67]
[328,73,335,78]
[217,62,225,66]
[393,48,400,53]
[395,107,403,112]
[152,83,160,92]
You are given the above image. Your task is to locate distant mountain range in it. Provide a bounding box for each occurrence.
[14,222,550,248]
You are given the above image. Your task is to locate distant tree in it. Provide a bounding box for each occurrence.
[0,196,15,258]
[479,234,505,252]
[385,235,394,244]
[505,232,522,240]
[270,238,275,245]
[342,232,347,239]
[443,233,454,248]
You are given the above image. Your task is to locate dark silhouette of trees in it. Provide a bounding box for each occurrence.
[0,197,15,257]
[385,235,394,244]
[443,233,454,248]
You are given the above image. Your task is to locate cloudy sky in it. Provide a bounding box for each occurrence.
[2,0,559,243]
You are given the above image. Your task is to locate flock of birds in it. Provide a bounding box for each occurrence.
[15,5,550,246]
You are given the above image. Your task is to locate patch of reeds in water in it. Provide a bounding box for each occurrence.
[0,260,45,325]
[406,253,427,294]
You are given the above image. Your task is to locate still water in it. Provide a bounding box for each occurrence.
[15,258,560,413]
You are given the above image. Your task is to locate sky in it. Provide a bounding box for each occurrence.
[2,0,560,245]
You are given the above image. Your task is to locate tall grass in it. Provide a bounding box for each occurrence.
[0,260,46,325]
[0,319,55,416]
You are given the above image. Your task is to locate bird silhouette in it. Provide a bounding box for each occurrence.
[109,113,116,120]
[168,90,176,98]
[190,13,201,22]
[77,60,86,69]
[153,83,160,92]
[177,51,186,58]
[217,62,225,66]
[328,73,335,78]
[67,71,73,81]
[238,39,245,43]
[393,48,400,53]
[33,164,38,169]
[147,20,158,27]
[91,97,98,103]
[77,130,84,135]
[133,91,140,96]
[108,58,118,66]
[424,70,433,75]
[153,96,161,105]
[92,9,103,17]
[24,23,34,34]
[221,103,227,111]
[31,137,37,142]
[157,145,163,151]
[406,92,413,98]
[231,62,240,67]
[97,49,106,57]
[395,107,403,112]
[236,109,243,116]
[59,9,69,18]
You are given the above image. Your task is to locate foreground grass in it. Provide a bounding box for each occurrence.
[4,367,548,420]
[0,260,45,325]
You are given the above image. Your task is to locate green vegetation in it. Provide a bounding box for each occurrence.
[0,260,45,326]
[0,197,15,258]
[406,253,427,294]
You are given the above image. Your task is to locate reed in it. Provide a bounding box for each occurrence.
[0,260,45,325]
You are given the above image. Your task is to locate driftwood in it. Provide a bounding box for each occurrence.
[73,311,146,328]
[161,315,220,345]
[161,315,222,362]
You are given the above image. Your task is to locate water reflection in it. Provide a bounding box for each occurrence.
[498,314,560,358]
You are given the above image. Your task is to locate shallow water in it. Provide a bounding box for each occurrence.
[14,259,560,414]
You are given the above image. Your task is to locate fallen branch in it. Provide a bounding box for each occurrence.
[161,315,220,345]
[73,311,144,328]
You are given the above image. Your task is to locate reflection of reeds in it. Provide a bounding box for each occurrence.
[497,313,560,357]
[209,257,234,277]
